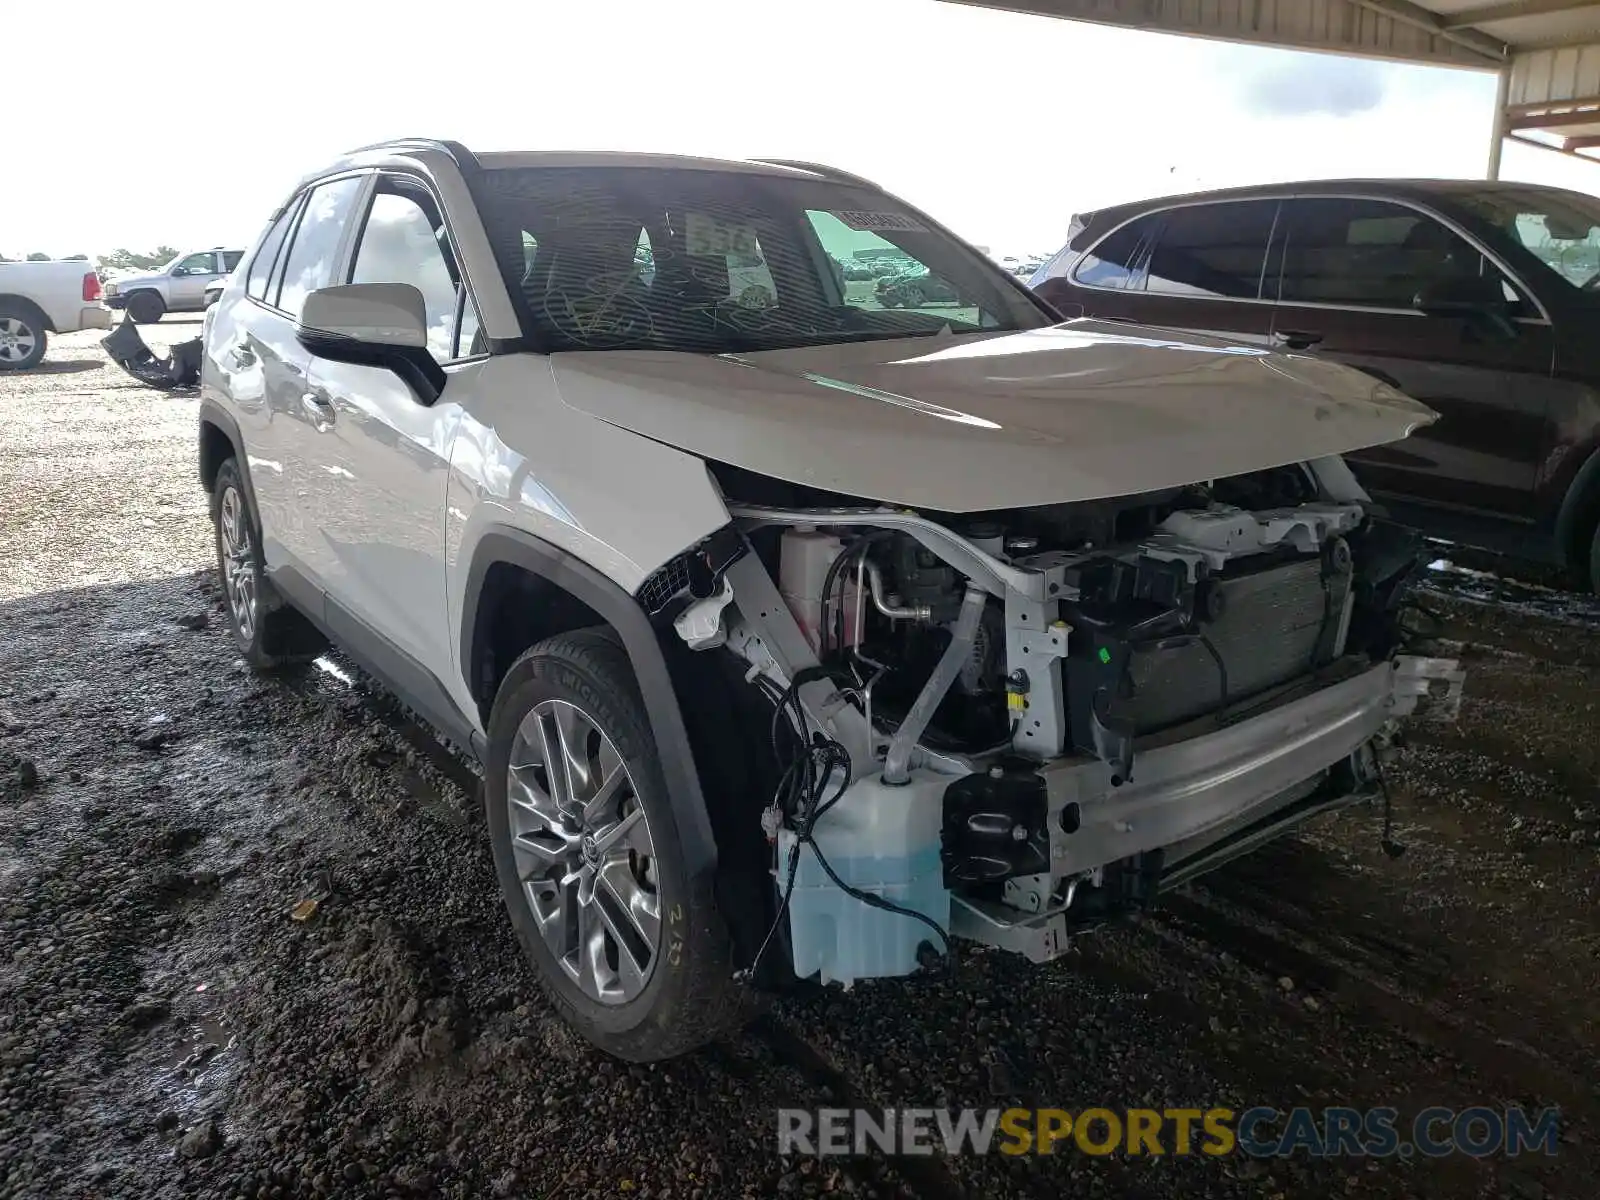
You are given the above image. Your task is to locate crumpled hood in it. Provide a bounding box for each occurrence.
[549,320,1437,513]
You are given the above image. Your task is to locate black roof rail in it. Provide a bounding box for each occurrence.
[343,137,481,172]
[752,158,881,190]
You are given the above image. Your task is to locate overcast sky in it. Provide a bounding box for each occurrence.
[11,0,1600,260]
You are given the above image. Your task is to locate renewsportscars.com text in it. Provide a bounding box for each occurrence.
[777,1106,1561,1159]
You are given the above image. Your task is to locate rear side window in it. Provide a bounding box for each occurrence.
[1072,215,1158,291]
[222,250,243,272]
[1277,197,1508,310]
[1145,201,1278,299]
[276,176,364,318]
[246,205,298,301]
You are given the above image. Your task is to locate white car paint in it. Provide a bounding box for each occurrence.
[202,141,1438,745]
[0,259,110,340]
[549,321,1435,513]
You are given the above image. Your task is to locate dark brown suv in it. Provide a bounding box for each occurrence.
[1031,180,1600,590]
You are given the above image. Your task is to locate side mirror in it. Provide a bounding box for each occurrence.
[1414,277,1517,339]
[171,266,189,276]
[295,283,445,404]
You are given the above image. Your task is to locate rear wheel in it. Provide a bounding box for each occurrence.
[127,291,166,324]
[901,284,925,308]
[485,629,742,1060]
[210,458,324,669]
[0,304,46,371]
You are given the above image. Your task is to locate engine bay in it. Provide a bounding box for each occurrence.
[640,457,1453,988]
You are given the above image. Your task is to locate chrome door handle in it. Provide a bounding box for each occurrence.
[301,392,336,430]
[1273,329,1324,350]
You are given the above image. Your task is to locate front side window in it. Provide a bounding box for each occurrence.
[1452,185,1600,293]
[349,185,462,362]
[1071,214,1159,291]
[474,166,1045,353]
[1278,198,1511,311]
[175,252,217,275]
[1144,201,1277,299]
[276,175,364,318]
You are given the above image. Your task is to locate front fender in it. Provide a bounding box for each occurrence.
[459,527,719,877]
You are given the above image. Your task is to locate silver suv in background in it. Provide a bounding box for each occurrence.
[106,247,243,323]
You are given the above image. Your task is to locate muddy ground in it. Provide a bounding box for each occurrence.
[1,326,1597,1200]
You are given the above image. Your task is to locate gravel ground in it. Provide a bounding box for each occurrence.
[2,326,1598,1199]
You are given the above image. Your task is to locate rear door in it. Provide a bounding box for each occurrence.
[1056,200,1281,346]
[242,174,369,596]
[1270,196,1555,520]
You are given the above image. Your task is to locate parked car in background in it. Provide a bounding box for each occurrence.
[105,247,244,324]
[1032,180,1600,590]
[0,259,110,370]
[199,138,1458,1061]
[875,266,961,307]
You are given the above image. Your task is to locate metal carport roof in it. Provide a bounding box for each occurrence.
[945,0,1600,176]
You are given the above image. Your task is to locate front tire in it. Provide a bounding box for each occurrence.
[210,458,324,669]
[127,292,166,324]
[0,303,47,371]
[1588,518,1600,594]
[485,630,741,1061]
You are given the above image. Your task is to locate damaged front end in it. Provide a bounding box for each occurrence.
[101,317,202,390]
[641,457,1464,986]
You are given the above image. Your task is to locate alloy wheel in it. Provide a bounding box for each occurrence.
[218,485,258,641]
[0,317,38,365]
[507,699,660,1005]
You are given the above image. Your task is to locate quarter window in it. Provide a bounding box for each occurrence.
[1072,215,1157,291]
[1145,201,1277,300]
[1277,198,1513,311]
[246,205,298,301]
[276,176,363,318]
[222,250,243,272]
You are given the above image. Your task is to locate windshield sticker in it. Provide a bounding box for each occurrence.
[684,211,760,258]
[831,210,928,233]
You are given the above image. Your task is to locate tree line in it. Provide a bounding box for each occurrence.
[0,247,182,272]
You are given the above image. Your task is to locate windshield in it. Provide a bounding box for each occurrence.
[475,166,1048,353]
[1454,186,1600,291]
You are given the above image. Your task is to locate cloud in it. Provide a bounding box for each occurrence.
[1235,54,1392,117]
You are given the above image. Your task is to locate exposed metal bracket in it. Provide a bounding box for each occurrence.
[950,895,1072,964]
[1392,655,1467,722]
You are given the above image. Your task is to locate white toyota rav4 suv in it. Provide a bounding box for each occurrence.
[199,139,1462,1061]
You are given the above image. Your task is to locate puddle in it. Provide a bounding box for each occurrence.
[1422,554,1600,629]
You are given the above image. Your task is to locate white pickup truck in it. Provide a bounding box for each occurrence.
[0,260,112,370]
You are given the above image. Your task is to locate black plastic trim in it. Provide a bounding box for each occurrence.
[294,326,446,405]
[268,563,480,753]
[460,529,717,876]
[196,401,258,513]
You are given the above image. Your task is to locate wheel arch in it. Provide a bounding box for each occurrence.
[0,294,53,333]
[1552,440,1600,574]
[461,528,718,876]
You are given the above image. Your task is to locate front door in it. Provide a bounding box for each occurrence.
[302,175,480,693]
[1271,196,1555,521]
[1056,199,1281,347]
[169,251,221,310]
